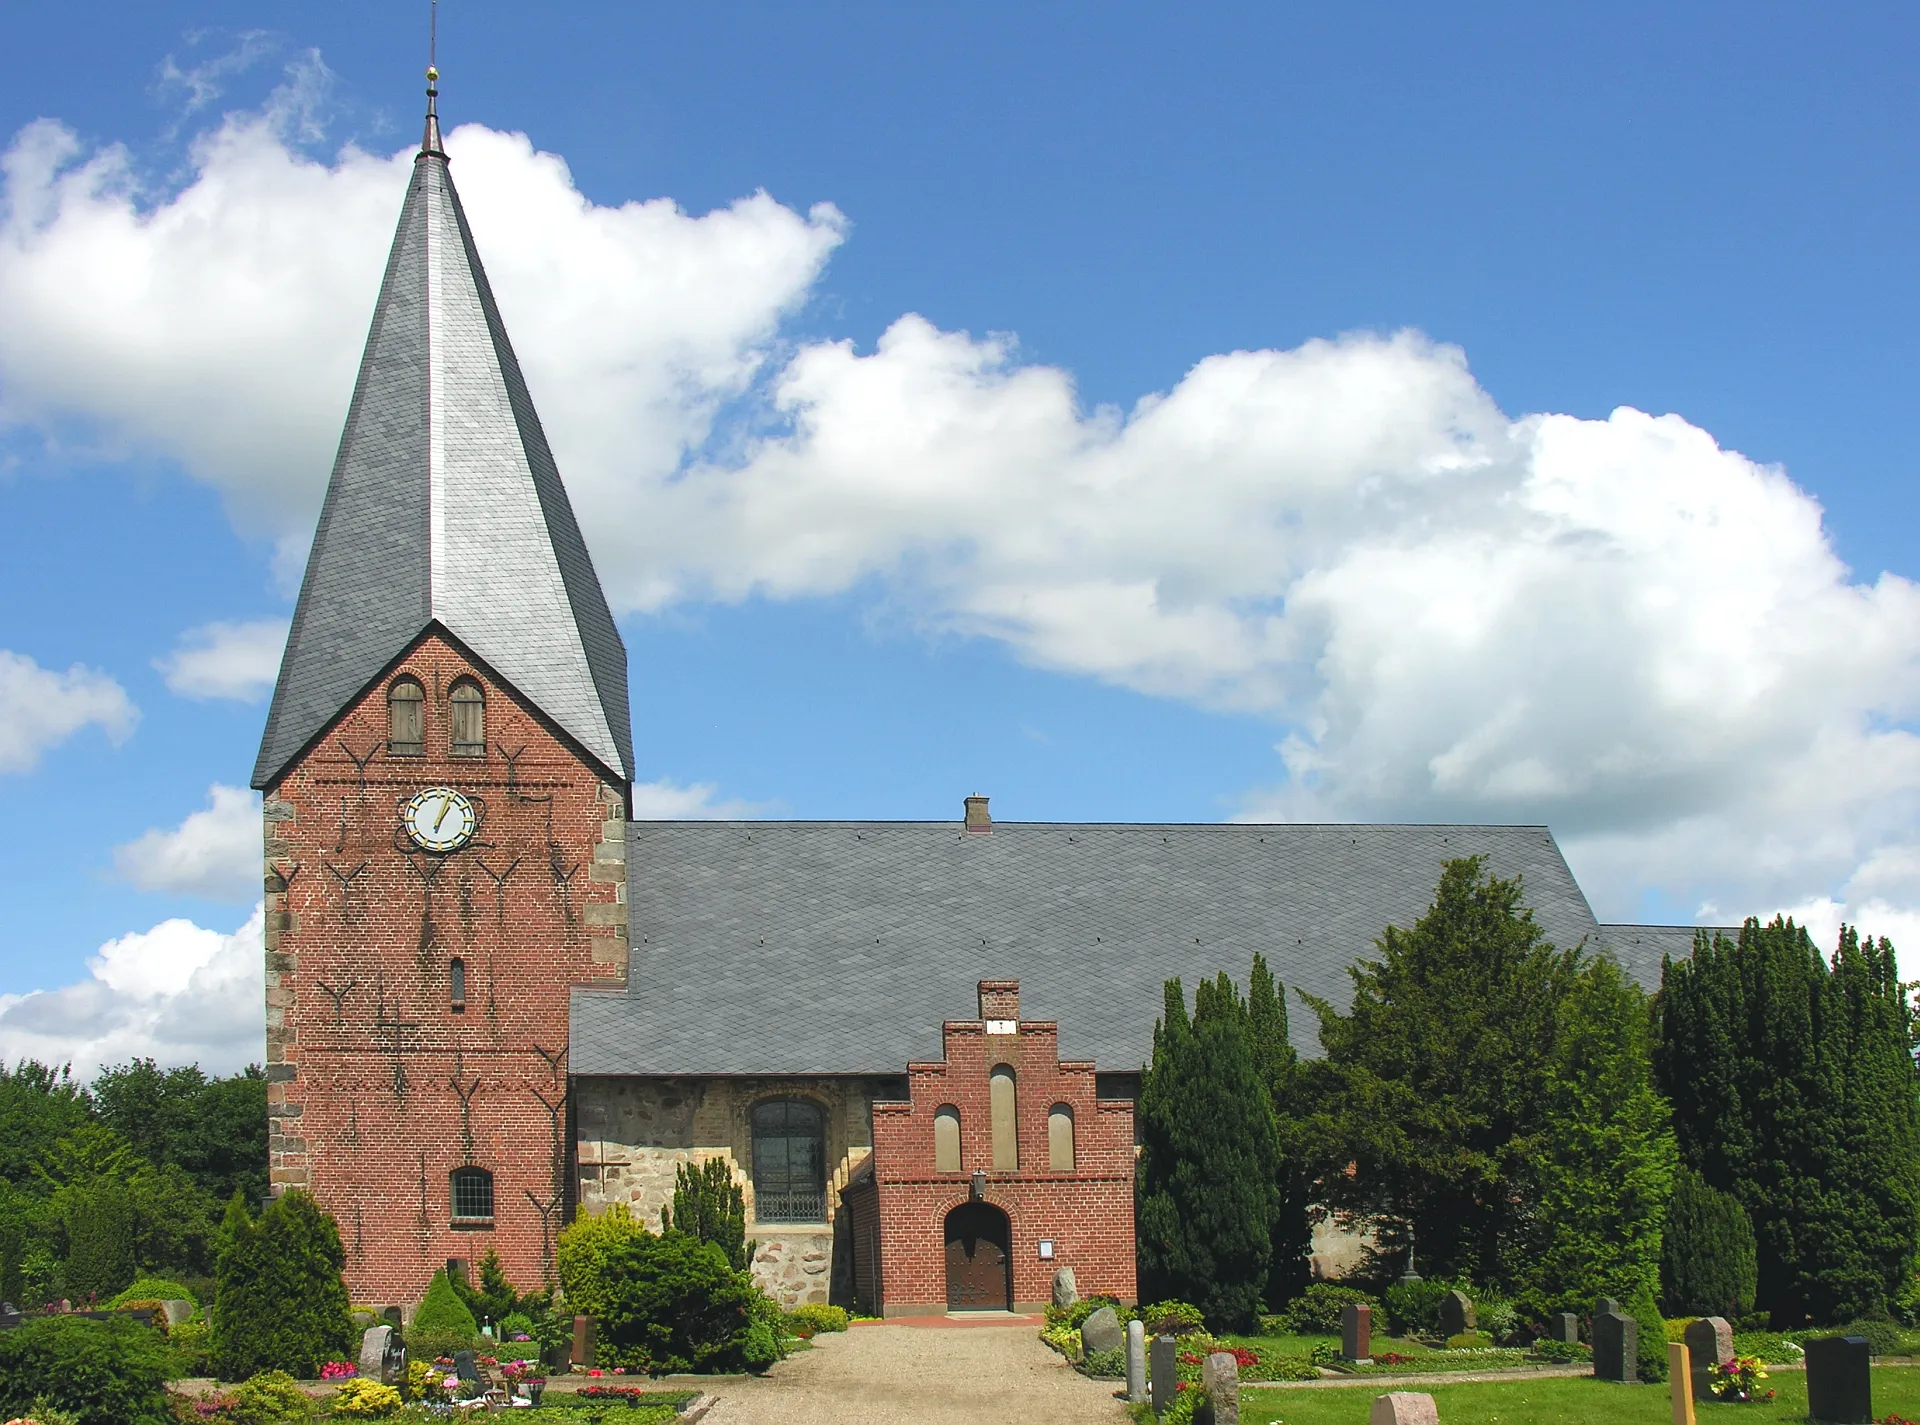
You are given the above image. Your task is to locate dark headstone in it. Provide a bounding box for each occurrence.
[1081,1305,1123,1355]
[1151,1335,1177,1415]
[1593,1310,1638,1383]
[1343,1302,1373,1361]
[381,1305,404,1329]
[1805,1335,1872,1424]
[1594,1297,1620,1317]
[1438,1289,1475,1338]
[1551,1313,1579,1345]
[1684,1317,1733,1401]
[453,1349,480,1382]
[571,1314,595,1369]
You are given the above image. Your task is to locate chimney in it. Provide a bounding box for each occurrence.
[978,979,1020,1024]
[964,794,991,834]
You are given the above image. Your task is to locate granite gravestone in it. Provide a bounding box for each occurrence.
[1203,1350,1241,1425]
[1052,1266,1078,1310]
[1551,1313,1580,1345]
[1683,1317,1734,1401]
[1595,1297,1621,1316]
[1369,1392,1440,1425]
[1151,1335,1178,1415]
[1126,1319,1147,1404]
[1804,1335,1872,1424]
[359,1325,393,1383]
[1081,1305,1124,1355]
[1344,1302,1373,1362]
[1593,1310,1638,1384]
[571,1314,595,1369]
[1438,1290,1475,1338]
[160,1300,194,1328]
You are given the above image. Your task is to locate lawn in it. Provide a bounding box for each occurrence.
[1231,1363,1920,1425]
[1215,1332,1538,1378]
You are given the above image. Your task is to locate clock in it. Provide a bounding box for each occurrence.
[402,786,476,852]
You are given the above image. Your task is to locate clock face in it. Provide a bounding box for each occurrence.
[402,786,476,853]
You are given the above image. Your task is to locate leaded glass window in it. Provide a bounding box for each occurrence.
[751,1099,826,1224]
[450,1166,493,1223]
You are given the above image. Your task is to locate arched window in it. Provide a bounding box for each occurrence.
[751,1099,826,1224]
[934,1105,963,1173]
[989,1066,1018,1172]
[449,958,466,1013]
[449,678,485,757]
[1048,1103,1075,1172]
[388,677,425,756]
[450,1166,494,1225]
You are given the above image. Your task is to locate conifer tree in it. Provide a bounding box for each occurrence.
[1248,953,1312,1309]
[62,1180,135,1302]
[212,1189,353,1380]
[1512,956,1675,1318]
[1661,1167,1757,1318]
[662,1158,754,1271]
[1137,973,1280,1329]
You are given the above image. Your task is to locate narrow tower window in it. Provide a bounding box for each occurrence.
[449,957,466,1013]
[389,676,425,756]
[934,1105,963,1172]
[449,678,485,757]
[450,1167,494,1225]
[1048,1104,1075,1172]
[989,1066,1019,1172]
[751,1099,826,1224]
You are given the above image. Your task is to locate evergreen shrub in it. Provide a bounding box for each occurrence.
[62,1181,135,1302]
[227,1369,313,1424]
[785,1303,849,1335]
[0,1313,175,1425]
[662,1158,754,1271]
[409,1268,480,1359]
[1828,1319,1906,1356]
[1274,1283,1376,1335]
[211,1190,354,1381]
[448,1249,523,1327]
[1065,1294,1132,1330]
[1627,1284,1667,1382]
[1139,1300,1206,1335]
[1079,1347,1125,1377]
[110,1277,199,1309]
[1661,1167,1758,1318]
[1383,1279,1449,1336]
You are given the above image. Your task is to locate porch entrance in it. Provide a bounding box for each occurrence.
[944,1201,1012,1311]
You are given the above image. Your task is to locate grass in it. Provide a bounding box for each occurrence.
[1228,1363,1920,1425]
[1215,1331,1536,1378]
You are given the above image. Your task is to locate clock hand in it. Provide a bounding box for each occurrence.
[432,800,453,837]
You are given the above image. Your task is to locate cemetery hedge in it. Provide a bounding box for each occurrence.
[0,1311,176,1425]
[1661,1166,1758,1318]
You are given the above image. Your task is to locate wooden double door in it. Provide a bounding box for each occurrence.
[944,1202,1012,1311]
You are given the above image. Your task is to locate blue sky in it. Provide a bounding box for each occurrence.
[1,2,1916,1072]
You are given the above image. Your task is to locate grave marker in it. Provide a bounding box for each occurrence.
[1805,1335,1872,1424]
[1203,1350,1241,1425]
[1126,1319,1146,1403]
[1344,1302,1373,1362]
[1151,1335,1177,1415]
[1593,1309,1638,1383]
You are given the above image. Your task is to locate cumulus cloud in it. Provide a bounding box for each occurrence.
[0,650,138,773]
[156,618,288,701]
[113,783,261,901]
[6,91,1920,972]
[0,906,264,1078]
[629,778,777,820]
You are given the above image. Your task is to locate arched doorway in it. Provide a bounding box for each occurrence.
[944,1201,1012,1311]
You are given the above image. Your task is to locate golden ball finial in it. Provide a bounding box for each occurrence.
[426,65,439,82]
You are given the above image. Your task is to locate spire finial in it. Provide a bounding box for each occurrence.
[420,0,444,157]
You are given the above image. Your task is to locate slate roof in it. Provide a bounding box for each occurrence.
[1598,923,1730,986]
[254,97,632,789]
[571,820,1622,1077]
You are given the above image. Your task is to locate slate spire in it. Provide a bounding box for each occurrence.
[253,71,633,789]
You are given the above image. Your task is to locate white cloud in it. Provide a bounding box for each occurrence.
[156,618,288,701]
[0,650,138,773]
[0,905,264,1077]
[113,783,260,901]
[629,778,776,820]
[8,92,1920,969]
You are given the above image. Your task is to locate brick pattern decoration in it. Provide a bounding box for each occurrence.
[848,981,1136,1315]
[262,629,626,1306]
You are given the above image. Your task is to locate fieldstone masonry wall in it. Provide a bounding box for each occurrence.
[264,630,627,1305]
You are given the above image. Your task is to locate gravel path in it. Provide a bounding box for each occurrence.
[700,1323,1133,1425]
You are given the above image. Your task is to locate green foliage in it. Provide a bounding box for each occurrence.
[1627,1282,1667,1382]
[1531,1338,1589,1362]
[1654,919,1920,1324]
[1063,1294,1132,1330]
[410,1267,482,1358]
[1137,972,1281,1331]
[1138,1300,1206,1335]
[449,1249,521,1326]
[1273,1283,1377,1335]
[329,1378,403,1417]
[110,1275,200,1308]
[1301,857,1579,1288]
[742,1288,787,1373]
[0,1061,89,1189]
[62,1179,135,1302]
[661,1158,753,1272]
[1661,1166,1759,1318]
[785,1303,850,1335]
[170,1316,214,1375]
[211,1190,354,1381]
[1248,953,1313,1309]
[555,1208,767,1373]
[227,1369,313,1424]
[1826,1319,1907,1356]
[1446,1331,1493,1349]
[1382,1278,1450,1336]
[0,1313,176,1425]
[91,1060,270,1207]
[1513,956,1676,1318]
[1080,1347,1126,1377]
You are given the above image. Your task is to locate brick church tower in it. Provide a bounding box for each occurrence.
[250,72,632,1303]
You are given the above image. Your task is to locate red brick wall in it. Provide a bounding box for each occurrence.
[261,630,626,1308]
[866,984,1136,1314]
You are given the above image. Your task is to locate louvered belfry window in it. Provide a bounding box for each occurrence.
[450,678,485,757]
[389,677,425,755]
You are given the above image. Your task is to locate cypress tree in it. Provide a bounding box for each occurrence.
[63,1181,135,1303]
[1137,973,1280,1330]
[1513,956,1676,1320]
[662,1158,754,1271]
[1660,1167,1757,1318]
[1248,954,1311,1310]
[212,1189,353,1379]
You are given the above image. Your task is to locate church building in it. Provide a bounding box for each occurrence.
[252,77,1691,1316]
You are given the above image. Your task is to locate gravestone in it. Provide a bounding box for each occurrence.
[571,1314,595,1370]
[1669,1342,1695,1425]
[1550,1313,1580,1345]
[1081,1305,1123,1355]
[1370,1392,1440,1425]
[1343,1302,1373,1362]
[1438,1290,1475,1338]
[453,1349,480,1384]
[1804,1335,1872,1424]
[359,1325,394,1383]
[1151,1335,1177,1415]
[1126,1319,1147,1404]
[1203,1350,1241,1425]
[160,1300,194,1328]
[1683,1317,1733,1401]
[1595,1297,1621,1317]
[1052,1266,1078,1310]
[1593,1310,1639,1384]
